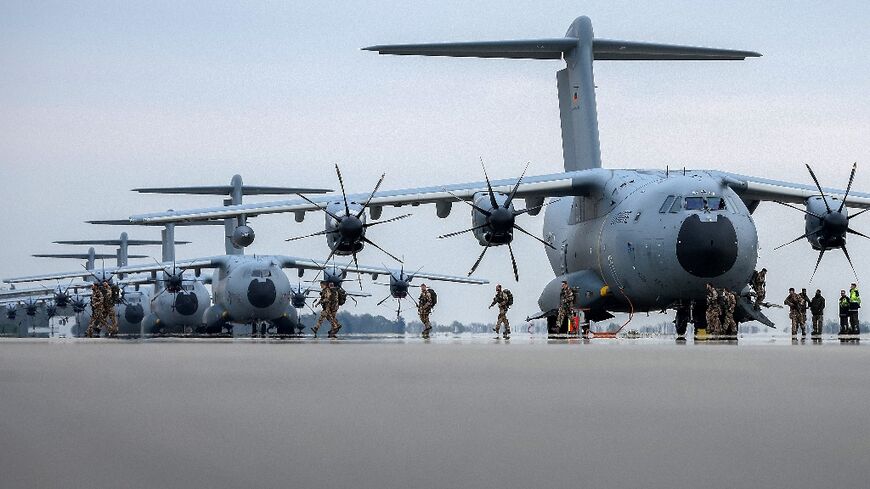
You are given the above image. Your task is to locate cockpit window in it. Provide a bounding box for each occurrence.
[685,197,705,210]
[707,197,726,210]
[251,269,271,278]
[659,195,676,213]
[669,195,683,213]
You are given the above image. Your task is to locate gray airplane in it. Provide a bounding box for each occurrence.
[128,16,870,337]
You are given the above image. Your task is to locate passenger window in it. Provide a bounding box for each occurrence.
[669,195,683,213]
[659,195,676,213]
[685,197,704,210]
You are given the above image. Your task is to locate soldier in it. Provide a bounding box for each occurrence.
[848,283,861,334]
[799,288,811,337]
[556,281,575,334]
[311,282,334,337]
[86,282,104,338]
[809,289,825,337]
[103,281,119,337]
[751,268,767,309]
[326,282,343,337]
[705,284,721,337]
[488,284,513,338]
[417,283,435,339]
[838,289,850,335]
[784,287,806,337]
[721,288,737,337]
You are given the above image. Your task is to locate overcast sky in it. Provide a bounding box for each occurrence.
[2,1,869,326]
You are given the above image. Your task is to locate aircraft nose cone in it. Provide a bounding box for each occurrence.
[248,279,277,309]
[676,214,739,278]
[125,304,145,324]
[174,292,199,316]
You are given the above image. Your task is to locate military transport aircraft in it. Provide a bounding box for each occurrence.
[124,16,870,337]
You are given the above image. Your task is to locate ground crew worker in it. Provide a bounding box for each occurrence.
[556,281,575,335]
[705,284,721,337]
[326,282,343,337]
[809,289,825,337]
[848,283,860,334]
[751,268,767,309]
[489,284,512,338]
[311,282,335,337]
[784,287,806,337]
[417,283,434,339]
[721,288,737,336]
[86,283,104,338]
[839,290,850,335]
[103,281,119,337]
[799,288,811,337]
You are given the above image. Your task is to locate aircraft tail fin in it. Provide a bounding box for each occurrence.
[365,16,760,172]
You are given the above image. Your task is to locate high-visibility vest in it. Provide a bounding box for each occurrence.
[850,288,861,305]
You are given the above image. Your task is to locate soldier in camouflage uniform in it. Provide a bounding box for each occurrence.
[784,287,806,337]
[326,282,343,337]
[721,288,737,336]
[556,281,576,334]
[751,268,767,310]
[104,281,119,337]
[311,282,334,337]
[489,284,511,338]
[417,283,434,339]
[86,282,104,338]
[809,289,826,337]
[705,284,721,337]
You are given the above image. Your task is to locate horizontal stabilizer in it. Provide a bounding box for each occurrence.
[87,219,226,226]
[132,186,332,195]
[363,38,760,60]
[33,253,148,260]
[53,239,190,246]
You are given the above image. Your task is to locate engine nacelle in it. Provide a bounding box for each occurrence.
[389,272,410,299]
[5,304,17,320]
[324,202,366,255]
[203,303,229,333]
[471,191,515,246]
[232,225,256,248]
[805,196,848,250]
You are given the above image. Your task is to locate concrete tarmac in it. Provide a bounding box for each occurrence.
[1,337,869,489]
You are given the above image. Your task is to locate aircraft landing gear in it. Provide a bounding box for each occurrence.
[674,304,690,339]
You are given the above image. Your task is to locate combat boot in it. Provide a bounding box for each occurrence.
[311,326,319,337]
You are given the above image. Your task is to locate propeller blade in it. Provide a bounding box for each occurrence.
[513,224,557,250]
[847,227,870,240]
[444,189,492,216]
[285,229,332,242]
[508,242,519,282]
[770,200,823,219]
[352,252,363,291]
[335,164,351,216]
[363,213,412,228]
[437,224,488,239]
[295,192,343,222]
[838,162,858,213]
[805,164,832,213]
[514,198,562,216]
[480,157,499,209]
[773,227,822,251]
[309,247,340,284]
[408,294,419,308]
[469,241,491,277]
[841,244,859,281]
[356,173,386,218]
[377,294,392,306]
[809,249,825,283]
[360,237,403,263]
[849,208,870,219]
[504,161,530,209]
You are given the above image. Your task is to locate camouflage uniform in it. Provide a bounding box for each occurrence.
[751,269,767,309]
[104,282,119,337]
[722,289,737,336]
[418,288,434,338]
[705,285,721,336]
[326,285,342,336]
[312,286,338,336]
[557,286,576,333]
[784,291,806,336]
[809,291,825,336]
[86,284,104,338]
[489,289,511,336]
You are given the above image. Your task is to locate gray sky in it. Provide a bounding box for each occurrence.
[1,1,869,325]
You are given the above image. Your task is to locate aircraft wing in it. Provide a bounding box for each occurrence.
[0,283,93,300]
[717,170,870,208]
[128,169,611,224]
[276,257,489,285]
[3,258,224,284]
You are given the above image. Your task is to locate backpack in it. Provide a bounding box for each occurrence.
[504,289,513,307]
[428,289,437,307]
[336,288,347,306]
